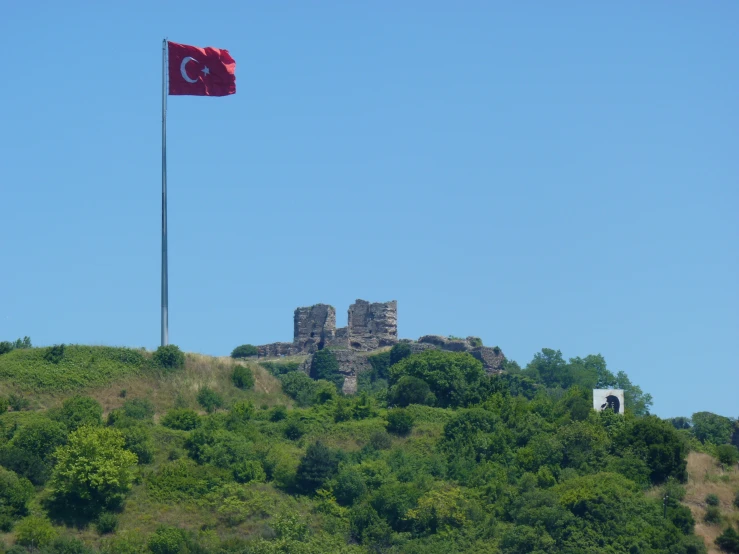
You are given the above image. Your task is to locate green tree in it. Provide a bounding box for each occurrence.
[153,344,185,370]
[333,468,368,506]
[0,467,34,521]
[279,371,319,406]
[0,417,68,484]
[231,365,255,389]
[387,408,414,436]
[161,409,200,430]
[196,387,224,413]
[389,342,412,366]
[296,441,339,494]
[14,515,57,548]
[717,444,739,466]
[310,349,342,390]
[692,412,734,445]
[716,526,739,553]
[389,375,435,407]
[230,344,258,358]
[55,395,103,431]
[524,348,570,388]
[121,398,155,420]
[50,426,138,515]
[389,350,485,408]
[615,415,687,484]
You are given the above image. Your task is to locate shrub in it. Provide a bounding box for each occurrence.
[121,398,155,420]
[196,387,224,413]
[8,393,30,411]
[310,349,342,390]
[148,526,188,554]
[49,537,95,554]
[50,426,138,516]
[334,468,367,506]
[233,460,266,484]
[0,395,8,413]
[0,341,13,355]
[279,371,319,406]
[161,409,200,430]
[95,512,118,534]
[389,342,412,366]
[704,506,722,524]
[284,420,305,440]
[14,515,58,548]
[260,361,300,375]
[153,345,185,370]
[706,493,720,507]
[231,344,258,359]
[389,376,435,407]
[231,365,255,390]
[296,441,339,494]
[369,431,392,451]
[120,425,155,464]
[270,405,288,422]
[0,467,34,518]
[468,337,483,348]
[388,350,485,408]
[54,395,103,432]
[717,444,739,466]
[716,526,739,553]
[44,344,65,364]
[386,409,414,436]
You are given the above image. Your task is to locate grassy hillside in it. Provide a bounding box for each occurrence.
[0,344,735,554]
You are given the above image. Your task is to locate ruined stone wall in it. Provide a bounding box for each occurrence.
[415,335,505,374]
[347,299,398,351]
[293,304,336,353]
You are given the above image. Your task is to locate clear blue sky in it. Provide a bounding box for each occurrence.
[1,2,736,419]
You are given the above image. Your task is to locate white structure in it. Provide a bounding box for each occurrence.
[593,389,625,414]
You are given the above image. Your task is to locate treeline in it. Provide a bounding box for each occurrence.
[0,342,736,552]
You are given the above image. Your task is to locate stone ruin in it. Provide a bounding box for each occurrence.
[257,299,506,394]
[257,299,398,358]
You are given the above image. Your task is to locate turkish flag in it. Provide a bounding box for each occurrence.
[168,41,236,97]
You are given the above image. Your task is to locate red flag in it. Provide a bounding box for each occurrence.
[168,41,235,97]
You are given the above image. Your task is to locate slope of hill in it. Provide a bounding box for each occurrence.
[0,344,735,554]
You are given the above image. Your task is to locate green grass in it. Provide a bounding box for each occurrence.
[0,345,153,392]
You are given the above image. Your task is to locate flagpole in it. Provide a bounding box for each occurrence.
[161,38,169,347]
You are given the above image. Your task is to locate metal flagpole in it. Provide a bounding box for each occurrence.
[161,38,169,346]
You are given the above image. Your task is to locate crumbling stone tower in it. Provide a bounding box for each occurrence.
[347,299,398,351]
[293,304,336,353]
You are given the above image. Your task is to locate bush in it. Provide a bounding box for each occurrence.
[369,431,392,450]
[386,408,414,436]
[0,467,34,518]
[55,395,103,431]
[389,375,435,407]
[296,441,339,494]
[196,387,224,413]
[153,345,185,370]
[49,537,95,554]
[0,341,13,355]
[231,344,258,358]
[0,395,8,413]
[717,444,739,466]
[704,506,722,524]
[284,420,305,440]
[270,405,288,422]
[14,515,58,548]
[233,460,266,484]
[716,526,739,553]
[44,344,65,364]
[334,468,367,506]
[148,526,188,554]
[119,425,155,464]
[310,349,342,390]
[50,426,138,516]
[121,398,155,420]
[95,512,118,534]
[231,365,255,390]
[389,342,412,366]
[279,371,319,407]
[260,361,300,375]
[706,493,720,507]
[8,393,30,411]
[161,409,200,430]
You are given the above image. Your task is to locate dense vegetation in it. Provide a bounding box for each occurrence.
[0,339,736,553]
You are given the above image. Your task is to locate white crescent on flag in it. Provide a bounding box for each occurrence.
[180,57,198,83]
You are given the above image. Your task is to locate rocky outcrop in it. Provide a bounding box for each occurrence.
[414,335,504,374]
[348,300,398,351]
[257,342,299,358]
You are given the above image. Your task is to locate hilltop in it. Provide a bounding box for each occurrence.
[0,341,736,554]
